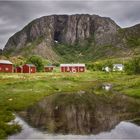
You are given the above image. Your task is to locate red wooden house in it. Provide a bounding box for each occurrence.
[14,66,23,73]
[44,66,54,72]
[22,64,36,73]
[0,60,13,73]
[60,64,85,73]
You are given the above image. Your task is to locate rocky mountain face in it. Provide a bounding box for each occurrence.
[3,14,140,62]
[0,49,2,55]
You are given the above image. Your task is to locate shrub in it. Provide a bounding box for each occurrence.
[86,61,113,71]
[125,57,140,75]
[26,55,44,72]
[0,129,6,139]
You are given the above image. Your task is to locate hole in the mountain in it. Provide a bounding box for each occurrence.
[54,31,61,42]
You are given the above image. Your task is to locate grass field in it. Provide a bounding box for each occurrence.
[0,71,140,138]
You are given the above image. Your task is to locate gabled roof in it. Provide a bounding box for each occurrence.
[0,60,13,64]
[60,64,85,67]
[25,64,35,67]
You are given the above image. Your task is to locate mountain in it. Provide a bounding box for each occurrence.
[3,14,140,62]
[0,49,2,55]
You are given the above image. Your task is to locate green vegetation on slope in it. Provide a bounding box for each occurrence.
[125,57,140,75]
[3,36,44,58]
[53,39,137,63]
[127,37,140,48]
[54,41,123,63]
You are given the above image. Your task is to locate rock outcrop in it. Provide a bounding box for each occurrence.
[0,49,2,55]
[3,15,120,58]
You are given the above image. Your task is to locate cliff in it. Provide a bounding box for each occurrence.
[0,49,2,55]
[3,14,140,62]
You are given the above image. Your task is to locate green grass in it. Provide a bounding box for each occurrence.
[0,71,140,138]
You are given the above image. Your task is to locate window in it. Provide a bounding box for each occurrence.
[0,67,1,70]
[80,67,84,72]
[5,68,9,71]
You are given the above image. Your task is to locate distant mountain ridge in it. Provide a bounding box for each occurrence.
[3,14,140,62]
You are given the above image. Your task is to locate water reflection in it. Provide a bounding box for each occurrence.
[8,115,140,140]
[18,92,140,135]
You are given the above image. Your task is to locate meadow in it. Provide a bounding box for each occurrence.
[0,70,140,138]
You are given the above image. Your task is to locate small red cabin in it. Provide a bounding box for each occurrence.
[60,64,85,73]
[22,64,36,73]
[15,66,23,73]
[44,66,54,72]
[0,60,13,73]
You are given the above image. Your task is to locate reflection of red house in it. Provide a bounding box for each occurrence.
[0,60,13,73]
[60,64,85,73]
[15,66,23,73]
[44,66,54,72]
[22,64,36,73]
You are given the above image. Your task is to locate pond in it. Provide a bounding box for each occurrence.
[8,115,140,140]
[8,92,140,139]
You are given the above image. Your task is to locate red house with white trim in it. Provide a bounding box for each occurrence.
[60,64,85,73]
[14,66,23,73]
[44,66,54,72]
[22,64,36,73]
[0,60,13,73]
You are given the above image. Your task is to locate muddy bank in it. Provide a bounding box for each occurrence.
[19,92,140,135]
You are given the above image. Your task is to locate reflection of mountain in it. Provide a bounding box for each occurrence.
[19,92,140,135]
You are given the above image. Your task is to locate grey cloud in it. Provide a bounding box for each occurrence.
[0,1,140,49]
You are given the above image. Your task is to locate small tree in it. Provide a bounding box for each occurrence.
[125,57,140,75]
[26,55,44,72]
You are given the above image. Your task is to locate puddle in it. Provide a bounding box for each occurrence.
[102,83,112,91]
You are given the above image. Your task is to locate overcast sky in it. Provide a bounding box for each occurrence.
[0,1,140,49]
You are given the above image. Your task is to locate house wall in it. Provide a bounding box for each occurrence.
[16,67,22,73]
[79,66,85,72]
[71,67,79,72]
[61,66,85,72]
[23,65,30,73]
[30,67,36,73]
[61,67,65,72]
[0,64,13,73]
[44,67,54,72]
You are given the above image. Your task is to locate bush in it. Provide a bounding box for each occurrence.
[0,129,6,139]
[26,55,44,72]
[86,61,113,71]
[0,121,21,139]
[125,57,140,75]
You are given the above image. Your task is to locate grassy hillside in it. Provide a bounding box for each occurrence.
[54,41,140,63]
